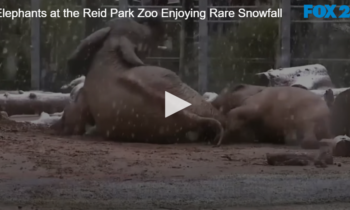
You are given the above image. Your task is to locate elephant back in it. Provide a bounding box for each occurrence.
[83,65,225,142]
[123,66,225,122]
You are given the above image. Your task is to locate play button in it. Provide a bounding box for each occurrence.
[165,91,191,118]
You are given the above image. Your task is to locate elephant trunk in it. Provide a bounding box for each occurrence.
[195,116,224,146]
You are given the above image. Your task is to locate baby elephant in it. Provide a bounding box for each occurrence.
[212,84,332,149]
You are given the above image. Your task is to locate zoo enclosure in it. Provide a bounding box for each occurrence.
[2,0,350,92]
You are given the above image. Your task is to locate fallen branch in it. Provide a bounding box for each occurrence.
[0,91,70,116]
[266,149,333,168]
[266,152,313,166]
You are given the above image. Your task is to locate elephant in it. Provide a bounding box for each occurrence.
[211,83,266,114]
[60,17,226,145]
[67,16,166,77]
[329,88,350,136]
[211,84,332,149]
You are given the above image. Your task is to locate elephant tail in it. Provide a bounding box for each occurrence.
[191,115,224,146]
[116,75,224,145]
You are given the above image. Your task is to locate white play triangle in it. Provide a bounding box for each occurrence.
[165,91,191,118]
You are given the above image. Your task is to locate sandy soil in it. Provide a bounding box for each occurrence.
[0,117,349,209]
[1,118,349,181]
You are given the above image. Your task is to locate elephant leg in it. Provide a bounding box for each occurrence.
[284,129,298,146]
[185,130,200,142]
[118,36,144,66]
[52,110,86,136]
[299,122,319,149]
[315,117,333,140]
[60,90,94,136]
[60,104,87,135]
[219,129,233,146]
[50,117,64,134]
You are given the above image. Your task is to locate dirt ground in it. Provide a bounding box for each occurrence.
[1,116,349,181]
[1,116,350,209]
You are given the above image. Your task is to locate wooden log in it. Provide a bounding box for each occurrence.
[266,149,333,167]
[0,91,70,116]
[319,136,350,157]
[256,64,334,89]
[266,152,313,166]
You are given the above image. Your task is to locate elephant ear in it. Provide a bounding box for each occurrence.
[67,27,111,77]
[291,84,308,90]
[116,36,145,66]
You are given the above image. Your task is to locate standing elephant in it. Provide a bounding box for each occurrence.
[62,17,225,144]
[212,84,332,149]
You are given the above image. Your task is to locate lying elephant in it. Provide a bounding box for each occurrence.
[61,17,225,144]
[51,77,220,139]
[212,84,266,114]
[212,84,332,149]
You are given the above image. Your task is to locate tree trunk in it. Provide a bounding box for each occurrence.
[266,149,333,167]
[0,91,70,116]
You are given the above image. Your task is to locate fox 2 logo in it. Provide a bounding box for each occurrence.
[304,5,350,18]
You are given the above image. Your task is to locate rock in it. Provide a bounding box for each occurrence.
[319,135,350,157]
[266,148,333,167]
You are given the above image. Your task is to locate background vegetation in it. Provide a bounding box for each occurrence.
[0,0,349,91]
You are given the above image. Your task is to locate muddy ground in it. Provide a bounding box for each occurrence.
[0,117,350,209]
